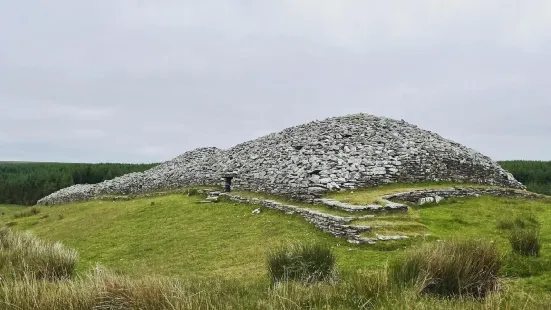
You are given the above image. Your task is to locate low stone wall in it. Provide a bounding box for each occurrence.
[383,187,547,205]
[218,193,371,242]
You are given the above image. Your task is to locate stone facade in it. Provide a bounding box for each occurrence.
[37,113,525,206]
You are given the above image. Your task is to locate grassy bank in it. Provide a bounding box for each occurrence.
[1,186,549,286]
[2,227,551,309]
[2,182,551,308]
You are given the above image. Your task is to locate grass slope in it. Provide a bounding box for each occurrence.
[2,195,390,281]
[2,184,551,293]
[420,196,551,291]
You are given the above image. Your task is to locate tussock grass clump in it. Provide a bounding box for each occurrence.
[509,228,541,256]
[496,214,541,257]
[0,227,78,280]
[496,213,540,230]
[12,207,40,219]
[389,239,500,298]
[267,243,336,284]
[1,267,551,310]
[0,266,263,310]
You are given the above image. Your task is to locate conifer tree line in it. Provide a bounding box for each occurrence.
[0,162,157,205]
[0,160,549,206]
[499,160,551,195]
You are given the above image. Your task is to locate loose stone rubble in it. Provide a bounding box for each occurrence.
[37,113,525,206]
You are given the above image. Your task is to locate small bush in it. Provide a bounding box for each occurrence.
[388,239,500,298]
[267,243,336,284]
[509,227,541,256]
[12,207,40,219]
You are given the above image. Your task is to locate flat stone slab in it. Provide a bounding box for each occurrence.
[376,234,409,241]
[314,198,407,212]
[356,237,377,244]
[345,225,371,232]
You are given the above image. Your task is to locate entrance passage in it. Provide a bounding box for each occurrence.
[224,177,233,192]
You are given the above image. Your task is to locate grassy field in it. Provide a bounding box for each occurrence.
[0,204,26,223]
[0,195,393,281]
[2,183,551,308]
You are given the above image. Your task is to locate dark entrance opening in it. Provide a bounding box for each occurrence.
[224,177,233,192]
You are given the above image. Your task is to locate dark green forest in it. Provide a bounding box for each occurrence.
[0,162,158,205]
[0,161,549,206]
[499,160,551,195]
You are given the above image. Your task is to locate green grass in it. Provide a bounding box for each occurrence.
[418,196,551,290]
[353,208,427,238]
[325,181,496,205]
[0,227,77,280]
[1,226,551,309]
[1,195,395,281]
[509,227,541,257]
[389,239,501,298]
[230,190,370,217]
[2,183,551,308]
[0,204,26,218]
[3,188,550,286]
[361,221,428,237]
[5,263,551,310]
[267,243,336,284]
[12,206,41,219]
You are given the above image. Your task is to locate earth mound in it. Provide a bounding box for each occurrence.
[38,113,524,205]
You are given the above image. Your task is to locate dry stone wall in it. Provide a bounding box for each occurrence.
[37,113,525,206]
[218,193,367,241]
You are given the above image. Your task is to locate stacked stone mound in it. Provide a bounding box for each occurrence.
[37,113,525,205]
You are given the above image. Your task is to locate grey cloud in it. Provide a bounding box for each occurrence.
[1,1,550,163]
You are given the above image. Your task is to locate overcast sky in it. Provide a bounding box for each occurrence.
[1,1,550,163]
